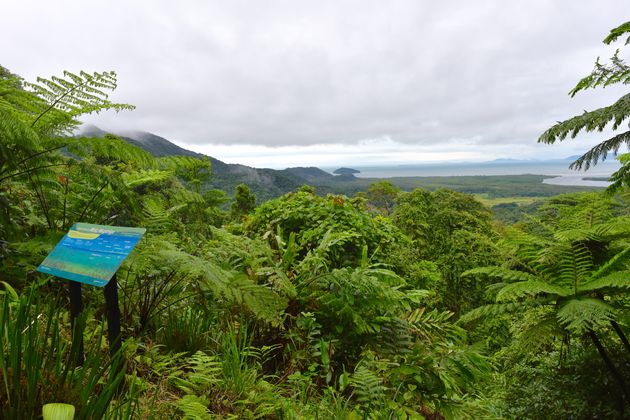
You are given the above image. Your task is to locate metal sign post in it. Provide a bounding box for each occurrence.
[104,273,122,357]
[37,223,145,364]
[68,280,85,365]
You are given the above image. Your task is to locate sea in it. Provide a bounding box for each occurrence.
[322,160,622,187]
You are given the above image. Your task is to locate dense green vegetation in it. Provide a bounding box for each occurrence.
[1,21,630,420]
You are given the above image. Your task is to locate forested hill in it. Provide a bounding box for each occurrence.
[80,125,333,200]
[81,125,202,158]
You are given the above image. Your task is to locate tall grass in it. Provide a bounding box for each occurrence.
[158,306,215,354]
[0,285,138,419]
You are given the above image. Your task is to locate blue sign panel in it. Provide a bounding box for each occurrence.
[37,223,146,287]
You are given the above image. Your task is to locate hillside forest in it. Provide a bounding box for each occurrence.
[1,22,630,420]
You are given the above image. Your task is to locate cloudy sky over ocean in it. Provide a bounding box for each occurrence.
[2,1,627,168]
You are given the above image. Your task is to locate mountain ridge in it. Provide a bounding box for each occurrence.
[78,125,330,200]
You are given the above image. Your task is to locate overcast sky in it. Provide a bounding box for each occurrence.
[2,1,628,168]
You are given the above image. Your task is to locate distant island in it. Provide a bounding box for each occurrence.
[333,167,361,175]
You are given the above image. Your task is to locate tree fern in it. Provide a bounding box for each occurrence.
[463,214,630,402]
[63,135,157,169]
[557,298,618,334]
[308,264,408,334]
[0,109,41,180]
[538,21,630,191]
[25,70,134,135]
[149,245,287,326]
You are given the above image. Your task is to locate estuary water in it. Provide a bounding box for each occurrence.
[324,160,621,187]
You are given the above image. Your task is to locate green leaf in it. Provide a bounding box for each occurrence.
[42,403,76,420]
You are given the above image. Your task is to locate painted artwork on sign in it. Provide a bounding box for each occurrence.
[37,223,146,287]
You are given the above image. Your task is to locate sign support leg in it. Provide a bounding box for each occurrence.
[104,274,122,357]
[68,280,85,366]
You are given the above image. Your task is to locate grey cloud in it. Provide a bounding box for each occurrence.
[1,0,627,156]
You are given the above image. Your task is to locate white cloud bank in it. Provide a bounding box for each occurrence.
[1,0,628,167]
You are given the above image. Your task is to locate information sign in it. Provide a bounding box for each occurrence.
[37,223,146,287]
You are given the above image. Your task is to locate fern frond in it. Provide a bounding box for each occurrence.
[26,70,134,135]
[350,364,386,411]
[463,266,538,283]
[580,271,630,292]
[139,198,175,233]
[538,93,630,143]
[590,246,630,279]
[122,169,173,187]
[227,274,288,326]
[0,108,41,177]
[603,21,630,45]
[570,130,630,170]
[557,298,617,333]
[64,136,157,169]
[516,313,563,351]
[406,307,466,342]
[496,280,571,302]
[554,227,605,242]
[184,351,222,390]
[176,394,212,420]
[155,247,287,325]
[569,49,630,97]
[458,298,548,324]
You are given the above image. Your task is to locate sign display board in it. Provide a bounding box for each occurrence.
[37,223,146,287]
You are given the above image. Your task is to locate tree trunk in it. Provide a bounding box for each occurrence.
[588,330,629,408]
[610,320,630,354]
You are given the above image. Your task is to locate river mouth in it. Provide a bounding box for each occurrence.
[542,175,610,187]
